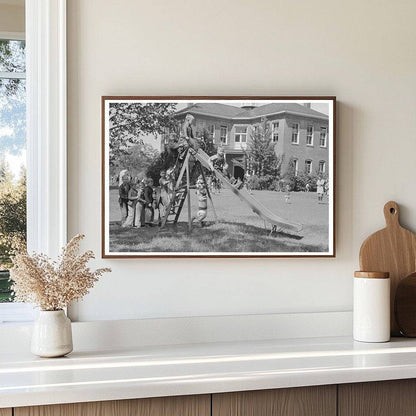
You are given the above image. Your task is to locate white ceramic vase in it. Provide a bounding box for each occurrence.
[31,310,73,358]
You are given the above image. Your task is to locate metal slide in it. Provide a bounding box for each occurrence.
[194,149,303,233]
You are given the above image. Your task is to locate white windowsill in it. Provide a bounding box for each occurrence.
[0,303,35,324]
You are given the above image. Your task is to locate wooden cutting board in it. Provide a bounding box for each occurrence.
[359,201,416,336]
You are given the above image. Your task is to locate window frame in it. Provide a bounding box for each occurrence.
[319,160,326,174]
[305,159,313,175]
[291,123,299,144]
[306,124,313,146]
[320,126,327,148]
[234,125,248,143]
[220,125,228,145]
[293,158,299,177]
[0,31,26,310]
[272,121,279,142]
[0,0,67,324]
[208,124,215,138]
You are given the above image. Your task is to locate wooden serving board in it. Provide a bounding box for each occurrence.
[359,201,416,336]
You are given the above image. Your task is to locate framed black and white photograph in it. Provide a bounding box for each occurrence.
[102,96,336,258]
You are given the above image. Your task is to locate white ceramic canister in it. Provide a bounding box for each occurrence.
[353,271,390,343]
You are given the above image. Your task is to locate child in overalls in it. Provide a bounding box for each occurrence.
[192,186,208,227]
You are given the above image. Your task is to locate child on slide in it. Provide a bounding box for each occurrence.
[208,146,230,179]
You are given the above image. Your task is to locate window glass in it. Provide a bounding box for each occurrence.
[293,158,298,176]
[235,126,247,143]
[220,126,227,144]
[320,127,327,147]
[305,160,312,174]
[272,122,279,142]
[291,123,299,144]
[0,39,27,303]
[306,125,313,145]
[0,40,25,73]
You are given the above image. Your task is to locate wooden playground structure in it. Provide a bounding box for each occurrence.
[160,148,303,235]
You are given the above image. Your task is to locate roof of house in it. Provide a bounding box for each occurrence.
[175,102,328,120]
[235,103,328,119]
[175,103,244,118]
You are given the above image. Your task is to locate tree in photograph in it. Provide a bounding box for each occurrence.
[245,118,281,177]
[243,118,283,190]
[110,143,160,181]
[109,103,178,165]
[195,126,217,156]
[283,157,297,190]
[283,157,321,191]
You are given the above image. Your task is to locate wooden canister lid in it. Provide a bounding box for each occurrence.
[354,271,390,279]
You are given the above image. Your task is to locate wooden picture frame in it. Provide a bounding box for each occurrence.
[102,96,336,258]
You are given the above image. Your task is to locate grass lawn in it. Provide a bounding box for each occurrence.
[108,188,329,253]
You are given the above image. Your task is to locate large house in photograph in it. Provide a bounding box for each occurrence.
[173,102,329,180]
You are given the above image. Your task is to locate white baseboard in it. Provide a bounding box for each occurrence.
[0,311,352,353]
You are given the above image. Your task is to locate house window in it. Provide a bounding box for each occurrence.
[0,37,27,305]
[320,127,327,147]
[291,123,299,144]
[319,160,326,173]
[208,124,215,138]
[1,5,67,324]
[220,126,228,144]
[272,122,279,142]
[235,126,247,143]
[293,158,299,176]
[306,125,313,145]
[305,160,312,175]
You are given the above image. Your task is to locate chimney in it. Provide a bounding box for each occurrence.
[241,102,257,110]
[303,103,311,108]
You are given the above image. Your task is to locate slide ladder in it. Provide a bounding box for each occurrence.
[194,149,303,233]
[160,153,190,227]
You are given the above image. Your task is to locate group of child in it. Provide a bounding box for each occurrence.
[118,168,210,229]
[118,174,155,228]
[283,177,329,204]
[117,113,245,229]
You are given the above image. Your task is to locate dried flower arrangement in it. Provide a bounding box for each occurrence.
[10,234,111,311]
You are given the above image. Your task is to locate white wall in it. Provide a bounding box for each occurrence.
[67,0,416,322]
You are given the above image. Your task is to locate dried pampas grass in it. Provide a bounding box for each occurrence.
[10,234,111,311]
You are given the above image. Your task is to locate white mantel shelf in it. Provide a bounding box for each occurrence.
[2,336,416,408]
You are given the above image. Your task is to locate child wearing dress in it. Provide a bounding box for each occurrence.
[132,182,146,228]
[316,176,325,202]
[123,180,140,227]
